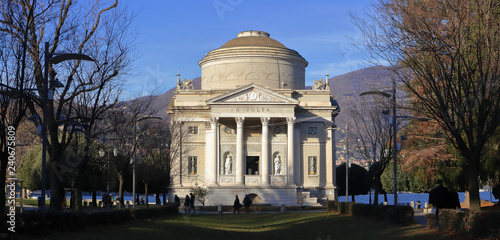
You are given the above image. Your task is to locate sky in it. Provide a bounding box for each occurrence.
[120,0,374,99]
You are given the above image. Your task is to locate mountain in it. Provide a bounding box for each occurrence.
[143,66,396,125]
[329,66,397,127]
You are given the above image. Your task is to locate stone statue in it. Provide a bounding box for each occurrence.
[274,155,281,175]
[225,155,232,175]
[183,79,193,90]
[312,78,326,90]
[177,78,193,91]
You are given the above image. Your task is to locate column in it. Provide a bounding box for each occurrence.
[325,121,335,188]
[235,117,245,185]
[261,117,270,185]
[287,117,296,185]
[205,117,218,185]
[294,122,301,185]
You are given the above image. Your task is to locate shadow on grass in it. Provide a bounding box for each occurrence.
[21,212,456,240]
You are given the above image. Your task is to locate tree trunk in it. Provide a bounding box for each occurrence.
[92,191,97,207]
[118,174,124,208]
[467,158,481,211]
[0,151,8,216]
[352,194,355,202]
[145,182,149,207]
[163,193,167,205]
[49,168,63,211]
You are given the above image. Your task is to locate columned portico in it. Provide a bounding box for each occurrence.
[235,117,245,185]
[167,31,340,206]
[261,117,270,185]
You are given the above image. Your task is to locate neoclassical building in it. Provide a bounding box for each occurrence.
[167,30,340,206]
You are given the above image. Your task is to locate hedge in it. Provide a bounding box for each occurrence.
[326,200,415,225]
[425,208,500,239]
[9,203,179,236]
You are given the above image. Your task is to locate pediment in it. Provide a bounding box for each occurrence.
[207,83,299,105]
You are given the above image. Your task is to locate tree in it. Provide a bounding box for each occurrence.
[105,96,160,207]
[353,0,500,211]
[193,187,213,207]
[347,99,394,204]
[336,163,370,202]
[0,1,37,216]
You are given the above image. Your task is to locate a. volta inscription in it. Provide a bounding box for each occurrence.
[232,107,271,113]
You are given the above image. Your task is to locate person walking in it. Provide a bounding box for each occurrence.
[190,193,196,214]
[243,194,252,213]
[233,195,241,213]
[184,195,190,213]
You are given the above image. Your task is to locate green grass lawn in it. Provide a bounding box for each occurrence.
[21,211,455,240]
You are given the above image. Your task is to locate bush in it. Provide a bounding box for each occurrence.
[438,209,465,232]
[18,204,179,236]
[468,211,500,239]
[325,201,414,225]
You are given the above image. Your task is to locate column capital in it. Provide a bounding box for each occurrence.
[286,117,296,125]
[236,117,245,125]
[210,117,219,125]
[260,117,270,126]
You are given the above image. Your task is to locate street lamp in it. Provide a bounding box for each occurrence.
[40,42,95,211]
[360,79,398,205]
[99,148,119,195]
[131,115,161,208]
[360,81,429,206]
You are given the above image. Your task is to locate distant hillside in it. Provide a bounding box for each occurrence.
[329,66,397,127]
[130,67,397,125]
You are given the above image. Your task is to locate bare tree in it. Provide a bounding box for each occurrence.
[105,96,160,207]
[1,0,135,210]
[352,0,500,210]
[347,99,393,204]
[0,1,38,216]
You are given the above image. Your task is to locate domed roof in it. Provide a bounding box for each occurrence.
[219,30,287,49]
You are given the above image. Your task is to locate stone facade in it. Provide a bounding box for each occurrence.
[167,31,340,206]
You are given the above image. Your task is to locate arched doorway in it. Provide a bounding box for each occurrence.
[248,193,262,204]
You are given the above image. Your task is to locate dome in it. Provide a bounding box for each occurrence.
[220,31,287,49]
[199,31,308,90]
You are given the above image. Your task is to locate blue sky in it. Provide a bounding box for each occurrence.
[120,0,373,99]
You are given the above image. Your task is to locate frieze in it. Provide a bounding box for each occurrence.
[226,91,275,102]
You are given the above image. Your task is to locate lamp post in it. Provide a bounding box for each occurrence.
[360,80,398,205]
[99,148,119,194]
[40,42,94,211]
[131,115,161,208]
[360,80,429,206]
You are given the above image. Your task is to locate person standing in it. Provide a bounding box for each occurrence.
[243,194,252,213]
[184,195,190,213]
[190,193,196,214]
[429,180,449,222]
[233,195,241,213]
[174,194,181,207]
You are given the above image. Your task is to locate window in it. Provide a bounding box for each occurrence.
[188,126,198,134]
[188,156,197,175]
[308,156,317,175]
[308,127,318,135]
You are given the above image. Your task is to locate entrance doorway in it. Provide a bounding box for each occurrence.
[246,156,259,175]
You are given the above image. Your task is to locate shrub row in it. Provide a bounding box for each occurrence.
[432,209,500,239]
[326,201,415,225]
[13,203,179,236]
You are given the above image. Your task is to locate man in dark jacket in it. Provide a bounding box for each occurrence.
[233,195,241,213]
[243,194,252,213]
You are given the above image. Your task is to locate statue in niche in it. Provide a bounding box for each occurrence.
[274,155,281,175]
[225,155,232,175]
